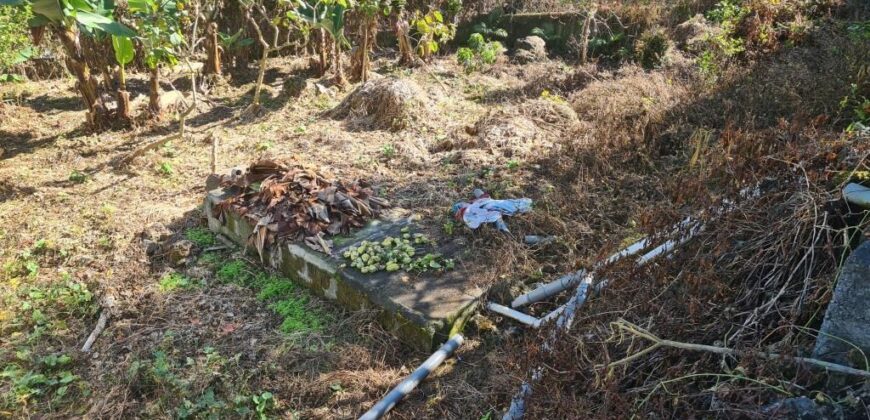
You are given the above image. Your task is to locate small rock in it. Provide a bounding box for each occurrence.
[513,36,547,63]
[168,240,195,266]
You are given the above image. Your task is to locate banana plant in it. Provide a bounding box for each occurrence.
[410,9,454,61]
[351,0,389,82]
[0,0,136,128]
[288,0,352,84]
[127,0,188,115]
[111,34,134,120]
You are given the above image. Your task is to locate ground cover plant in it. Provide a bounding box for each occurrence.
[1,0,869,418]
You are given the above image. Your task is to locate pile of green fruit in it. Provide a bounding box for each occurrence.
[342,228,455,274]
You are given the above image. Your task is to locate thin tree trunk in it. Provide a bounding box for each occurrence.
[361,19,371,82]
[149,66,161,115]
[580,6,596,65]
[319,28,328,76]
[116,64,131,122]
[333,35,345,86]
[204,22,222,76]
[246,6,269,109]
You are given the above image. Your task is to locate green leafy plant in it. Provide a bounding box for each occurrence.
[457,33,503,73]
[635,29,669,69]
[471,7,506,41]
[157,161,174,176]
[68,170,87,184]
[184,227,215,247]
[410,9,455,61]
[0,0,136,128]
[158,273,193,292]
[841,83,870,134]
[381,143,395,158]
[218,29,255,54]
[0,6,31,75]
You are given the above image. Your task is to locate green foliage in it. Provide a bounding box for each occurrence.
[216,260,249,284]
[381,143,395,158]
[215,259,328,335]
[289,0,352,48]
[1,359,78,407]
[68,170,88,183]
[531,23,559,43]
[218,29,254,52]
[3,0,136,38]
[636,29,669,69]
[158,273,194,292]
[0,6,31,74]
[111,35,134,66]
[841,83,870,134]
[588,32,629,61]
[184,227,215,247]
[128,0,188,69]
[457,33,503,73]
[157,161,174,176]
[471,7,506,40]
[410,9,455,59]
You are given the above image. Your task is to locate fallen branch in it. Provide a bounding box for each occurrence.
[606,319,870,379]
[81,310,110,353]
[120,133,182,166]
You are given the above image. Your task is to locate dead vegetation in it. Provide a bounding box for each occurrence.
[1,0,869,418]
[328,77,431,131]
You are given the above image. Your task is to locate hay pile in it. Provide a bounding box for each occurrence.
[328,77,429,131]
[570,65,692,145]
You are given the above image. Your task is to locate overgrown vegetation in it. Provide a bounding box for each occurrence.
[1,0,869,417]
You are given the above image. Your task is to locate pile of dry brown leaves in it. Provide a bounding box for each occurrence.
[215,160,390,257]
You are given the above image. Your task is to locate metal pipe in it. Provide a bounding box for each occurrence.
[359,334,465,420]
[487,302,542,327]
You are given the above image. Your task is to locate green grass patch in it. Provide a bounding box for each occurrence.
[184,227,216,247]
[158,273,195,292]
[215,259,327,334]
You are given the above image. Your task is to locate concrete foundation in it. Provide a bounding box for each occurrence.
[204,189,483,351]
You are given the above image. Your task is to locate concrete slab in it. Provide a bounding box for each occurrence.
[203,188,484,351]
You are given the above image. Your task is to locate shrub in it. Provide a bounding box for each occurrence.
[456,33,504,73]
[636,29,670,69]
[0,6,32,77]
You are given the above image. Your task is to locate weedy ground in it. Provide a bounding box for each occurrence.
[1,3,869,419]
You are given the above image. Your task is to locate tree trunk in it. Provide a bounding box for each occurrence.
[580,7,596,65]
[361,18,372,82]
[204,22,222,76]
[116,65,131,122]
[333,35,345,87]
[319,28,328,76]
[53,27,110,129]
[395,13,413,66]
[149,66,161,115]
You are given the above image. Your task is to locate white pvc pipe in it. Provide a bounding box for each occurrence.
[511,270,587,308]
[359,334,465,420]
[487,302,542,327]
[844,182,870,208]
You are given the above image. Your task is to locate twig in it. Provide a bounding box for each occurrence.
[120,133,182,165]
[81,310,110,353]
[605,319,870,378]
